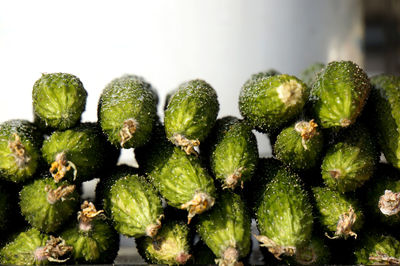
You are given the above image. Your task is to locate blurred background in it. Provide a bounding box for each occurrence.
[0,0,399,263]
[0,0,399,158]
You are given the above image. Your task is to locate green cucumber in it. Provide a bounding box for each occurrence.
[255,168,313,259]
[310,61,370,128]
[313,186,363,239]
[136,219,192,265]
[0,119,42,183]
[196,191,251,265]
[98,74,157,148]
[355,233,400,265]
[274,119,324,170]
[205,116,258,189]
[147,143,216,223]
[41,123,120,183]
[33,73,87,131]
[0,228,72,265]
[106,171,164,238]
[164,79,219,155]
[239,74,309,133]
[321,124,378,192]
[61,201,119,264]
[19,175,79,233]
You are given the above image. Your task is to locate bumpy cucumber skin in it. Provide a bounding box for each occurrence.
[364,163,400,226]
[0,120,42,183]
[136,220,192,265]
[310,61,370,129]
[41,123,120,182]
[124,74,159,106]
[136,121,216,216]
[239,74,309,133]
[313,187,363,235]
[205,116,258,189]
[355,234,400,265]
[33,73,87,131]
[196,191,251,261]
[147,144,216,209]
[256,169,313,249]
[321,124,378,192]
[300,62,325,88]
[98,74,157,148]
[61,218,119,264]
[0,228,48,265]
[95,165,138,214]
[107,173,163,238]
[368,74,400,169]
[274,120,324,170]
[20,176,79,233]
[164,79,219,144]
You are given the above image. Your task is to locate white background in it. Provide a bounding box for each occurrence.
[0,0,363,157]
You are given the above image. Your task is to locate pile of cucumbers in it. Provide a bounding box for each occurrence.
[0,60,399,265]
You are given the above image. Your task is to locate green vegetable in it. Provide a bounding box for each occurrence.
[61,201,119,264]
[146,142,216,223]
[255,168,313,259]
[313,186,363,239]
[19,175,79,233]
[33,73,87,131]
[94,165,137,214]
[310,61,370,128]
[239,74,309,133]
[274,119,324,170]
[41,123,120,183]
[0,119,42,183]
[164,79,219,155]
[98,74,157,148]
[0,228,72,265]
[321,124,378,192]
[355,233,400,265]
[205,116,258,189]
[196,191,251,266]
[136,219,192,265]
[106,171,164,238]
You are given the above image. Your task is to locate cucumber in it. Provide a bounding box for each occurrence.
[310,61,370,128]
[239,74,309,133]
[33,73,87,131]
[164,79,219,155]
[98,74,157,148]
